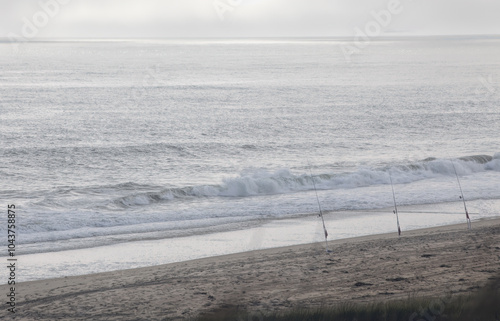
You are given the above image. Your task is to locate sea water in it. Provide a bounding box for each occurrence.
[1,37,499,282]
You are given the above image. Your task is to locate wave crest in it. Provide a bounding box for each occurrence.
[115,153,500,207]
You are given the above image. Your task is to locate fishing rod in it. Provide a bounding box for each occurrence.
[389,173,402,237]
[449,158,472,230]
[308,162,331,252]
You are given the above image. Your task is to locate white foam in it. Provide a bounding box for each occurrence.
[113,155,499,206]
[13,199,500,283]
[4,155,500,255]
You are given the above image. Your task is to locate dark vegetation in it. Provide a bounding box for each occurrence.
[195,275,500,321]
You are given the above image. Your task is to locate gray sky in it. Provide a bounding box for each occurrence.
[1,0,500,39]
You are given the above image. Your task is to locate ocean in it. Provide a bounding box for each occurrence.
[1,36,499,282]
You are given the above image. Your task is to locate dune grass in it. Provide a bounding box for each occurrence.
[195,275,499,321]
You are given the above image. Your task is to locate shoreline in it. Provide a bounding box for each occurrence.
[2,217,499,320]
[10,198,500,283]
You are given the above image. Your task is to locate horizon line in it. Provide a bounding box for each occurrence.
[1,33,500,44]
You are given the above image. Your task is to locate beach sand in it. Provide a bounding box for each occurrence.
[2,218,500,320]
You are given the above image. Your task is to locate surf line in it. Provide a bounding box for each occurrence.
[389,173,402,237]
[449,158,472,230]
[308,162,331,253]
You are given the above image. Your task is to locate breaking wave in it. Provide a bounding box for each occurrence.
[116,154,500,207]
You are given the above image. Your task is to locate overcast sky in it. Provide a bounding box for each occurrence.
[1,0,500,39]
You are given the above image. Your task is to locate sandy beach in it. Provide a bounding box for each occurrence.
[2,217,500,320]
